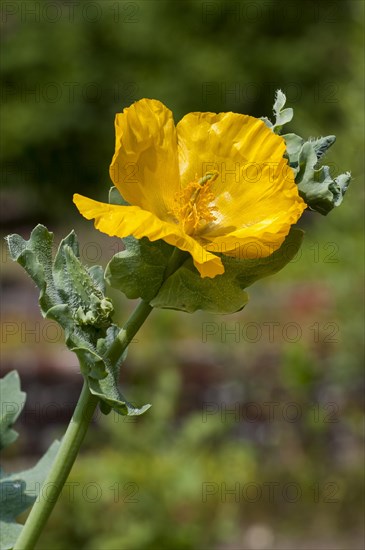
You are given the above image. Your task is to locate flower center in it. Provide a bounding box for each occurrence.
[172,171,219,235]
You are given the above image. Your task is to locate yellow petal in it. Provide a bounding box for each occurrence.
[73,194,224,278]
[109,99,180,221]
[177,111,306,255]
[205,199,305,259]
[177,111,284,188]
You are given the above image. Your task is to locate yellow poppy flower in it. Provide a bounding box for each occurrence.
[74,99,306,278]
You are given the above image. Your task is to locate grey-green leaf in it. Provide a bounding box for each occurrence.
[105,236,174,302]
[0,440,60,550]
[0,372,26,451]
[295,142,351,215]
[273,89,287,114]
[88,373,151,416]
[310,135,336,161]
[5,226,150,417]
[283,133,304,169]
[275,107,293,130]
[265,92,350,215]
[6,226,57,311]
[109,185,130,206]
[152,228,304,314]
[261,90,293,133]
[152,261,250,314]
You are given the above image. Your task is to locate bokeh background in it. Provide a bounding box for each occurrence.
[1,1,364,549]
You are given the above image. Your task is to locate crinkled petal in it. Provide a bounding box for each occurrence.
[177,111,286,187]
[177,112,306,255]
[73,194,224,278]
[109,99,180,220]
[205,200,305,258]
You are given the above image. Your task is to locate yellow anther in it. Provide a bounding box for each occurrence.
[171,171,219,235]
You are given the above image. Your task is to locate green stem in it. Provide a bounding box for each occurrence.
[106,248,186,366]
[14,300,154,550]
[14,382,99,550]
[106,299,153,366]
[15,247,186,549]
[163,247,188,279]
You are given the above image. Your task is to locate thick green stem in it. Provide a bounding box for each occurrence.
[14,246,186,549]
[163,247,188,279]
[14,300,154,550]
[13,382,99,550]
[106,249,186,366]
[106,300,153,366]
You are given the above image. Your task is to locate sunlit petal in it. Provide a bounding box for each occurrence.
[76,100,307,280]
[177,111,306,253]
[73,194,224,278]
[109,99,180,220]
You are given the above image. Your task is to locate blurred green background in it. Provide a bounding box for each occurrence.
[1,0,364,549]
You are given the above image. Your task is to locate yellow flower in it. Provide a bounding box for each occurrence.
[74,99,306,278]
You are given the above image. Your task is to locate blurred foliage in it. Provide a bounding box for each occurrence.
[1,0,362,225]
[37,361,363,549]
[1,0,364,548]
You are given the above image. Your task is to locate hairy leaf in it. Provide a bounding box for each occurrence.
[0,372,60,550]
[0,372,25,451]
[151,229,304,314]
[106,236,174,302]
[6,227,149,416]
[261,90,351,214]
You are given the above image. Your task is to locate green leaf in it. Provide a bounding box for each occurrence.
[105,236,174,302]
[151,228,304,314]
[283,134,336,175]
[0,441,60,550]
[6,226,149,416]
[6,225,58,313]
[261,89,293,134]
[152,261,250,314]
[52,231,80,298]
[106,186,177,303]
[275,107,293,130]
[0,371,60,550]
[273,89,287,113]
[261,89,351,215]
[310,135,336,161]
[71,347,108,380]
[0,372,26,451]
[260,116,273,129]
[109,185,130,206]
[261,91,351,215]
[295,142,351,215]
[88,375,151,417]
[283,133,304,169]
[106,177,304,314]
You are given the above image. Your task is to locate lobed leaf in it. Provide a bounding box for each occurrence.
[0,440,60,550]
[6,227,149,416]
[106,236,174,302]
[260,90,351,215]
[0,372,25,451]
[261,89,293,134]
[0,371,60,550]
[151,228,304,314]
[294,141,351,215]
